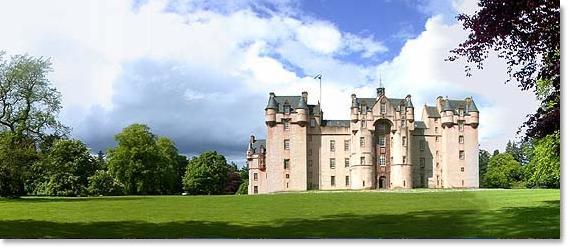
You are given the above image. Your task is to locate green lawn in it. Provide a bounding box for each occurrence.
[0,189,559,238]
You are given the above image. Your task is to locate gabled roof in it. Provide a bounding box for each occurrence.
[321,120,351,127]
[250,139,266,154]
[355,97,405,111]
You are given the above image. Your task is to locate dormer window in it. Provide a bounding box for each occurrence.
[284,104,290,114]
[459,109,464,117]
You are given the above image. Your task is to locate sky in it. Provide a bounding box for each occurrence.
[0,0,538,165]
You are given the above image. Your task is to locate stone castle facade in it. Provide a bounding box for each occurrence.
[246,87,479,194]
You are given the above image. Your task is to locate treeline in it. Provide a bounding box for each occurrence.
[479,133,560,189]
[0,52,248,197]
[1,123,249,197]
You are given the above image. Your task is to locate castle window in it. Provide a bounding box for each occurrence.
[435,136,439,142]
[344,140,350,151]
[401,119,406,128]
[284,120,290,130]
[402,136,406,146]
[420,157,425,168]
[286,182,289,188]
[420,140,425,151]
[310,118,316,127]
[345,158,350,167]
[459,150,465,160]
[330,158,336,169]
[459,135,464,144]
[402,156,406,163]
[284,105,290,114]
[378,124,386,131]
[254,173,258,181]
[403,180,406,187]
[436,162,439,168]
[284,139,290,150]
[381,103,386,114]
[361,121,366,128]
[345,176,350,186]
[434,118,438,124]
[459,122,464,132]
[360,156,365,165]
[461,167,465,172]
[436,151,439,157]
[330,140,335,152]
[308,160,312,167]
[360,137,365,147]
[286,174,290,179]
[284,159,290,169]
[435,127,438,133]
[378,135,385,147]
[308,149,312,156]
[331,176,336,186]
[254,186,258,194]
[459,109,464,117]
[379,154,386,166]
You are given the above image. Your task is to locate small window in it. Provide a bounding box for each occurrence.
[435,136,439,142]
[310,118,316,127]
[435,127,438,133]
[361,121,366,128]
[330,140,335,152]
[461,167,465,172]
[284,120,290,130]
[254,173,258,181]
[381,103,386,114]
[436,151,439,157]
[308,160,312,167]
[286,182,289,188]
[378,135,385,147]
[420,157,425,168]
[330,158,336,169]
[402,136,406,146]
[360,156,365,165]
[459,122,464,132]
[401,119,405,128]
[331,176,336,186]
[420,140,425,151]
[360,137,365,147]
[344,158,350,167]
[345,176,350,186]
[403,180,406,187]
[434,118,438,124]
[459,135,464,144]
[284,139,290,150]
[344,140,350,151]
[459,150,465,160]
[379,154,386,166]
[285,174,290,179]
[308,149,312,156]
[402,156,406,163]
[254,186,258,194]
[459,109,464,117]
[436,162,439,168]
[284,159,290,169]
[284,105,290,114]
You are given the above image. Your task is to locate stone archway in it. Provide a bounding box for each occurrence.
[373,119,392,189]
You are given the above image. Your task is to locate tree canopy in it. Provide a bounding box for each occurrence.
[183,151,230,195]
[449,0,560,142]
[482,153,523,188]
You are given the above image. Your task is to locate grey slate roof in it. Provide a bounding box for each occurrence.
[308,104,320,115]
[467,99,479,112]
[274,96,301,113]
[426,106,441,118]
[250,139,266,154]
[296,96,308,109]
[414,121,427,129]
[321,120,351,127]
[443,99,453,111]
[266,95,278,109]
[355,97,406,111]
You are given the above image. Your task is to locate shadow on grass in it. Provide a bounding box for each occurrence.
[0,201,559,239]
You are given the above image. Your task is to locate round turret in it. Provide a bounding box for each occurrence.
[466,97,479,128]
[405,95,414,121]
[350,93,358,122]
[265,92,277,126]
[295,95,308,125]
[441,98,454,127]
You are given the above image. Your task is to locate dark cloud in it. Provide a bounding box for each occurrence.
[68,58,268,164]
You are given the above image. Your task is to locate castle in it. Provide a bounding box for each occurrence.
[246,87,479,194]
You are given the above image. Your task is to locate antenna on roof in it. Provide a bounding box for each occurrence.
[313,73,323,106]
[378,71,383,88]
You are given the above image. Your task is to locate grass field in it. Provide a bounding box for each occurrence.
[0,189,560,239]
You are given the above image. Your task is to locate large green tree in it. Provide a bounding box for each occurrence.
[107,124,178,195]
[449,0,560,142]
[33,139,99,196]
[524,132,560,188]
[183,151,230,195]
[87,170,125,196]
[478,149,490,181]
[482,153,523,188]
[0,132,37,197]
[156,137,187,193]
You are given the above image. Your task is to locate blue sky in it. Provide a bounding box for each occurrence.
[0,0,538,164]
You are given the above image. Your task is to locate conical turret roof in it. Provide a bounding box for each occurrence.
[443,98,453,111]
[467,99,479,112]
[266,93,278,110]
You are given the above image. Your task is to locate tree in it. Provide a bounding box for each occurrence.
[183,151,230,195]
[524,132,560,188]
[107,124,178,195]
[0,131,38,197]
[478,149,490,180]
[87,170,125,196]
[224,162,242,194]
[33,139,98,196]
[449,0,560,142]
[156,137,186,193]
[482,153,523,188]
[236,164,249,195]
[236,180,248,195]
[0,52,69,144]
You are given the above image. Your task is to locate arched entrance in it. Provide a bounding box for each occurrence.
[373,119,392,189]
